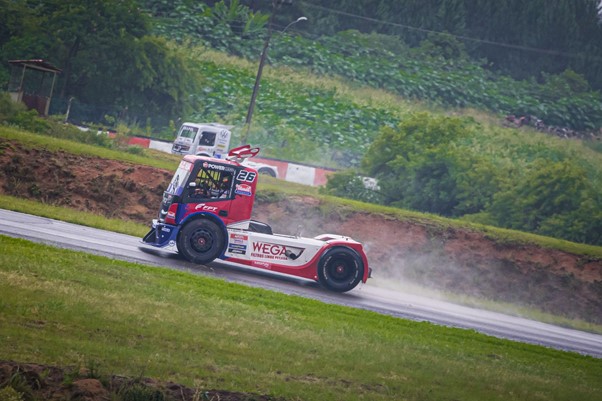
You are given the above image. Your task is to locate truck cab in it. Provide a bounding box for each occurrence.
[171,122,232,158]
[144,152,258,254]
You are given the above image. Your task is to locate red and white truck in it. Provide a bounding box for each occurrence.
[142,145,371,292]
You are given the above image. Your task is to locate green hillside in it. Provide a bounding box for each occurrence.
[1,0,601,245]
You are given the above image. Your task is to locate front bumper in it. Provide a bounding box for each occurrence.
[141,219,179,248]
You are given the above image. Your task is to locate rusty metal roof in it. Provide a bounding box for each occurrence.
[8,59,61,73]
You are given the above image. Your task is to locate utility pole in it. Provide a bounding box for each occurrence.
[242,0,306,144]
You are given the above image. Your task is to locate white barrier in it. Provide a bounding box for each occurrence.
[149,140,172,153]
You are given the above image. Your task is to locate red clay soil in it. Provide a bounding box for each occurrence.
[0,138,600,324]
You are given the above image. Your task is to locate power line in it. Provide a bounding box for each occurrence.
[300,1,597,60]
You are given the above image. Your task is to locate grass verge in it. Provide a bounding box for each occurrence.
[0,125,179,171]
[0,194,149,238]
[1,235,601,401]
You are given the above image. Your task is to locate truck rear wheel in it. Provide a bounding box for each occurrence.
[317,247,363,292]
[177,219,225,264]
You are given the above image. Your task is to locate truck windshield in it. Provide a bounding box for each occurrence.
[166,160,193,196]
[179,125,198,139]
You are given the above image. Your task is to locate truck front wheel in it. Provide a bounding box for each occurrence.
[317,247,364,292]
[177,219,225,264]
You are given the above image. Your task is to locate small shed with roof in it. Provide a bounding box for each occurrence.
[8,59,61,116]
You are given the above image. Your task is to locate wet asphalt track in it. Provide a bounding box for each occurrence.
[1,208,601,358]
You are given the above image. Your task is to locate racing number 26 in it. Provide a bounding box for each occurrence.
[237,170,257,183]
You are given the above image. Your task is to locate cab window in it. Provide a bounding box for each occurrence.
[199,131,216,146]
[188,165,234,200]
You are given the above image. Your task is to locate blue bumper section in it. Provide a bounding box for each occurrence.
[142,219,180,248]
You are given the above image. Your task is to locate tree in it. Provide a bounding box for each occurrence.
[488,159,602,244]
[34,0,149,98]
[360,112,488,216]
[0,0,200,127]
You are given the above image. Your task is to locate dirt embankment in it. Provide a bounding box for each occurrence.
[1,138,601,324]
[0,360,281,401]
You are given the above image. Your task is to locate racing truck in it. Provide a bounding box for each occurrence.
[142,145,371,292]
[171,122,278,177]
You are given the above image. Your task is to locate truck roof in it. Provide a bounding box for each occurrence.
[182,154,257,172]
[181,122,234,131]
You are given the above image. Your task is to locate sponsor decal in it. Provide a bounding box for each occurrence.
[166,211,176,220]
[202,162,235,172]
[228,233,248,255]
[179,160,193,171]
[228,244,247,255]
[160,227,171,233]
[252,261,271,269]
[251,242,288,261]
[229,233,248,243]
[194,203,219,212]
[235,183,253,196]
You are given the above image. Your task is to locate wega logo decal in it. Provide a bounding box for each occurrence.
[194,203,219,212]
[235,183,252,196]
[251,242,288,261]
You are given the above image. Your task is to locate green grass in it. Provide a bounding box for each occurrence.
[0,125,180,171]
[0,194,149,237]
[1,234,601,401]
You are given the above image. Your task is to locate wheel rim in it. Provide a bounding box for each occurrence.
[190,229,214,253]
[327,256,354,283]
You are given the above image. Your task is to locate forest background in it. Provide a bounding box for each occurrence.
[1,0,601,246]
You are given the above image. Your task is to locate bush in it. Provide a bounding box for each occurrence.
[119,384,165,401]
[0,92,27,121]
[0,386,24,401]
[320,170,383,204]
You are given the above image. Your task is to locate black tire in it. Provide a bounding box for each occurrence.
[177,219,225,264]
[258,167,276,177]
[317,247,364,292]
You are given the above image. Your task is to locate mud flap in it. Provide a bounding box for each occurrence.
[142,227,157,244]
